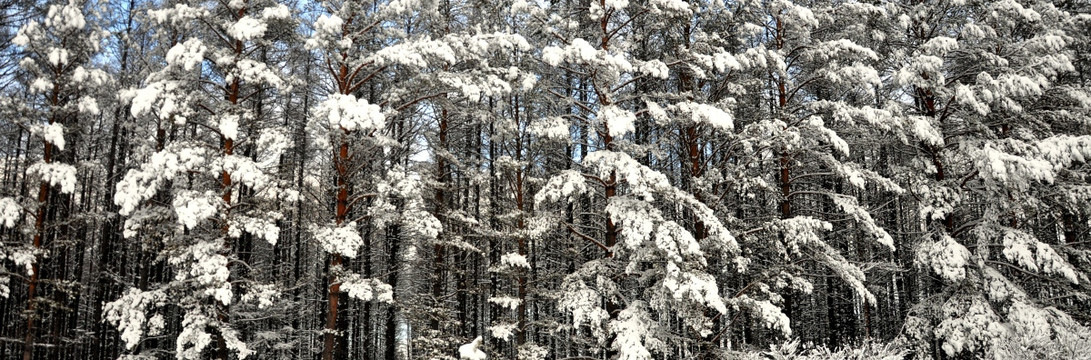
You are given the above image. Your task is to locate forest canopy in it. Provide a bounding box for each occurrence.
[1,0,1090,359]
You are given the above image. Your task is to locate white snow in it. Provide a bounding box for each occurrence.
[233,59,286,90]
[458,336,487,360]
[339,275,394,302]
[228,17,268,41]
[78,96,100,115]
[557,278,609,337]
[906,115,944,147]
[934,296,1005,357]
[40,122,65,150]
[638,59,669,79]
[488,323,517,341]
[221,155,271,190]
[920,235,971,283]
[169,241,232,306]
[529,116,570,140]
[241,284,280,309]
[517,344,549,360]
[234,214,281,245]
[677,102,734,130]
[103,288,165,350]
[171,190,218,230]
[318,94,386,132]
[312,222,365,258]
[44,1,86,32]
[0,197,20,228]
[603,0,629,10]
[176,310,214,359]
[541,46,564,66]
[27,161,77,194]
[649,0,690,14]
[403,205,442,239]
[739,295,792,336]
[830,194,896,250]
[219,114,239,141]
[261,4,290,20]
[921,36,959,56]
[47,47,69,67]
[165,39,207,71]
[534,170,589,204]
[500,253,530,269]
[600,105,636,138]
[608,305,652,360]
[488,296,523,310]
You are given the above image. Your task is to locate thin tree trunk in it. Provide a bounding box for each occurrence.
[25,73,64,360]
[514,95,528,346]
[323,134,351,360]
[384,225,401,360]
[430,106,448,332]
[215,15,246,357]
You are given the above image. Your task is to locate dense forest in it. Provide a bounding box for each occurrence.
[0,0,1090,359]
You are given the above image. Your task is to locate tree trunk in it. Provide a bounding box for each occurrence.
[25,78,62,360]
[384,225,401,360]
[215,22,245,358]
[323,133,351,360]
[430,106,448,332]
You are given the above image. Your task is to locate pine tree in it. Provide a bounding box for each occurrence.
[887,0,1091,357]
[2,1,108,357]
[105,0,295,357]
[0,0,1086,359]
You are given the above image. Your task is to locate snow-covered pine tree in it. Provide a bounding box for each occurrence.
[887,0,1091,357]
[86,0,155,357]
[105,0,295,358]
[1,1,108,357]
[0,0,1086,358]
[303,0,431,357]
[735,0,904,344]
[528,0,753,357]
[307,0,529,357]
[410,2,544,358]
[646,0,903,350]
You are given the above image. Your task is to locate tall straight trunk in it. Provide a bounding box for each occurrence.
[291,64,310,360]
[913,24,952,356]
[431,1,453,334]
[384,224,401,360]
[25,68,65,360]
[321,13,374,357]
[214,105,236,359]
[598,1,618,259]
[93,6,134,357]
[774,14,791,222]
[677,27,719,353]
[362,188,374,358]
[485,115,500,349]
[685,126,706,238]
[24,157,50,360]
[595,7,621,356]
[94,112,121,360]
[514,95,528,346]
[214,14,246,356]
[323,134,350,360]
[430,106,448,332]
[919,88,952,230]
[855,226,873,339]
[772,15,798,327]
